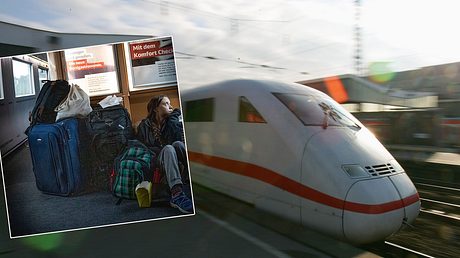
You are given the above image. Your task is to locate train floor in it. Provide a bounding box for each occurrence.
[0,143,190,238]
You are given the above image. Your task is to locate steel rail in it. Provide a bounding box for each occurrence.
[416,182,460,192]
[384,241,436,258]
[420,208,460,221]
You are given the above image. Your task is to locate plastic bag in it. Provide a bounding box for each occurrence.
[55,84,92,121]
[98,95,123,109]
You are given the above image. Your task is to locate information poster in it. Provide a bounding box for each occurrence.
[65,45,119,97]
[127,37,177,90]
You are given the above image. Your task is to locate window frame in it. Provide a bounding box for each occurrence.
[238,96,266,123]
[37,66,49,89]
[124,37,177,92]
[12,58,35,98]
[273,92,361,129]
[184,98,214,122]
[64,44,120,97]
[273,92,322,126]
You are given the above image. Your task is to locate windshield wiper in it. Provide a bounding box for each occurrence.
[333,108,361,131]
[322,109,330,129]
[350,123,361,131]
[319,102,331,129]
[319,102,361,131]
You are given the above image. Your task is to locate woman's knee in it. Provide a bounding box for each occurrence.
[172,141,185,149]
[162,145,175,154]
[158,145,178,164]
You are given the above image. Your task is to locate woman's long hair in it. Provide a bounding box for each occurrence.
[147,95,166,124]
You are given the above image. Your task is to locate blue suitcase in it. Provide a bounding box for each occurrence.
[28,118,83,196]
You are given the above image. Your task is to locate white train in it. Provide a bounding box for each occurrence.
[182,79,420,244]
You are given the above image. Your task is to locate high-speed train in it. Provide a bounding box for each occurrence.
[181,79,420,244]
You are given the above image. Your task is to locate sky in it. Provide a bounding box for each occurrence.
[1,0,460,89]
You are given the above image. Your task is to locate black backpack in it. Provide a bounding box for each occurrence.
[26,80,70,134]
[85,105,133,191]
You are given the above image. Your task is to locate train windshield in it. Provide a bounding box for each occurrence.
[274,93,361,130]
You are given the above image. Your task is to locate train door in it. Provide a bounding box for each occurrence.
[0,55,48,155]
[229,95,303,223]
[0,59,13,154]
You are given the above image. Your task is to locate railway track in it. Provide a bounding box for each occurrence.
[381,211,460,257]
[357,160,460,257]
[384,241,436,258]
[364,240,437,258]
[375,164,460,258]
[416,181,460,219]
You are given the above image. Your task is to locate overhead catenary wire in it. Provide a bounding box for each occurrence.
[138,0,343,58]
[175,51,288,71]
[141,0,292,23]
[136,0,360,78]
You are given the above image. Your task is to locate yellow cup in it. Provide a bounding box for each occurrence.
[135,181,152,208]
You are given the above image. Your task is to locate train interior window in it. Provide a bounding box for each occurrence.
[12,59,35,97]
[38,67,49,89]
[0,62,3,100]
[238,96,266,123]
[184,98,214,122]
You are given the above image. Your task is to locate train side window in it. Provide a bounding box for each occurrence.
[0,62,4,100]
[185,98,214,122]
[239,96,266,123]
[12,59,35,97]
[38,67,49,89]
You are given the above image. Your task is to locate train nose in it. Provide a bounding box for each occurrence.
[343,173,420,244]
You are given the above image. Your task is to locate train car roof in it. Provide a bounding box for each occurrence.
[182,79,326,99]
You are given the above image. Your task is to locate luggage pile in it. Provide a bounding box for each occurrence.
[85,105,133,191]
[26,80,157,206]
[27,80,90,196]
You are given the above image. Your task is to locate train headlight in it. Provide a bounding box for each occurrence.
[342,165,369,178]
[389,160,404,172]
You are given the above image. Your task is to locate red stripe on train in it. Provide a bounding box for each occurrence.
[442,119,460,125]
[188,151,420,214]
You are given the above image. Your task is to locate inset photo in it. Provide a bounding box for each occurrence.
[0,36,195,238]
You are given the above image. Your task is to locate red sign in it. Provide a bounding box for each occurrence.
[130,42,173,60]
[67,59,105,71]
